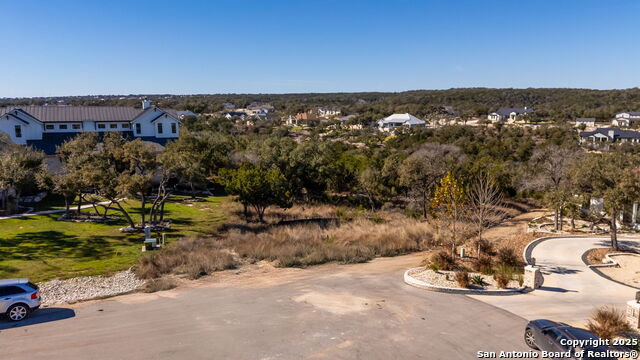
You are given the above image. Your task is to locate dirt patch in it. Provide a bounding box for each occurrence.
[293,290,370,315]
[483,209,544,255]
[598,254,640,288]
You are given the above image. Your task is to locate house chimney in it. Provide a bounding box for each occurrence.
[608,130,615,139]
[142,99,151,110]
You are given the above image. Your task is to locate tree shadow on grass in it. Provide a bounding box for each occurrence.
[0,231,118,261]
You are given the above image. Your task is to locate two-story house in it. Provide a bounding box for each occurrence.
[611,111,640,127]
[0,101,181,154]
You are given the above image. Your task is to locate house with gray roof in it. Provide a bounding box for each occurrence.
[487,107,534,123]
[579,127,640,144]
[0,101,180,154]
[612,111,640,127]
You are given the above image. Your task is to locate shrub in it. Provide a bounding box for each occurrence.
[493,272,510,289]
[497,247,521,267]
[471,275,488,287]
[471,238,495,256]
[473,256,494,274]
[143,278,178,293]
[430,250,457,271]
[516,274,524,287]
[429,263,440,272]
[454,270,470,288]
[587,307,633,340]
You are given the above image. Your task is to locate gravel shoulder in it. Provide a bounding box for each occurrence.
[38,270,144,306]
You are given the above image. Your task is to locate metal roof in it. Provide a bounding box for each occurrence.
[0,105,143,123]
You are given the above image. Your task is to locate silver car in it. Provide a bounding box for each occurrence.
[0,279,41,321]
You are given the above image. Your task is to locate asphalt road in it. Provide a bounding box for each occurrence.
[472,236,640,326]
[0,254,530,360]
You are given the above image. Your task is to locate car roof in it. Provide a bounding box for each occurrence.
[0,279,29,286]
[562,327,600,341]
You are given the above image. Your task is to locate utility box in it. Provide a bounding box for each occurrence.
[524,265,543,289]
[627,300,640,330]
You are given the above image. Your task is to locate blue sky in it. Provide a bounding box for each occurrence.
[1,0,639,97]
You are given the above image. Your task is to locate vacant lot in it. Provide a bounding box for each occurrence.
[0,195,227,282]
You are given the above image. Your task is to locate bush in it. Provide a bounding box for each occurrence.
[471,238,495,256]
[454,270,470,288]
[471,275,487,287]
[497,247,521,267]
[430,250,457,271]
[143,278,178,293]
[587,307,633,341]
[473,256,494,274]
[493,272,510,289]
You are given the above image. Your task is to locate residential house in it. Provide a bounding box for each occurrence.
[579,127,640,144]
[612,111,640,127]
[222,102,236,110]
[317,107,341,118]
[487,107,534,123]
[574,118,596,127]
[0,101,180,154]
[377,113,426,132]
[175,110,199,118]
[223,111,248,120]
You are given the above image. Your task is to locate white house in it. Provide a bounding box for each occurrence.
[574,117,596,127]
[612,112,640,127]
[377,113,426,132]
[0,101,180,154]
[317,107,341,118]
[487,107,534,123]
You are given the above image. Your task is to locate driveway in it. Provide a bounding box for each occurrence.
[0,254,530,360]
[471,236,640,326]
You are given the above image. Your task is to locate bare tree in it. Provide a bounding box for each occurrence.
[468,174,503,256]
[526,145,577,231]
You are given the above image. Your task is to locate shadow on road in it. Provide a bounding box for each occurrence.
[537,286,577,293]
[0,307,75,330]
[542,266,581,275]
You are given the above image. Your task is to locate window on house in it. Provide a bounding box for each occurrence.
[135,123,141,134]
[171,123,177,134]
[72,124,81,130]
[97,123,106,129]
[45,124,54,130]
[110,123,118,129]
[157,123,163,134]
[59,124,68,130]
[14,125,22,138]
[121,123,130,129]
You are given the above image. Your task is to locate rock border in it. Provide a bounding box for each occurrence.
[403,267,526,295]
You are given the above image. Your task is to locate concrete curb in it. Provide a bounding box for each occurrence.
[522,235,618,265]
[403,268,526,296]
[581,250,640,290]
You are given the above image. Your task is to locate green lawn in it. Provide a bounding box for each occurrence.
[0,195,228,282]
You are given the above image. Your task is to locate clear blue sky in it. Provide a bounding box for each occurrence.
[1,0,639,97]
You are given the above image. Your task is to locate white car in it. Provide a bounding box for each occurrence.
[0,279,41,321]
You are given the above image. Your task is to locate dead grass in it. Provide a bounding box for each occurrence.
[586,248,610,265]
[454,270,470,288]
[587,306,633,340]
[222,217,435,267]
[135,237,238,279]
[143,278,179,293]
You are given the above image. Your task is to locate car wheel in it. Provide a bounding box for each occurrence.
[7,304,29,322]
[524,328,539,350]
